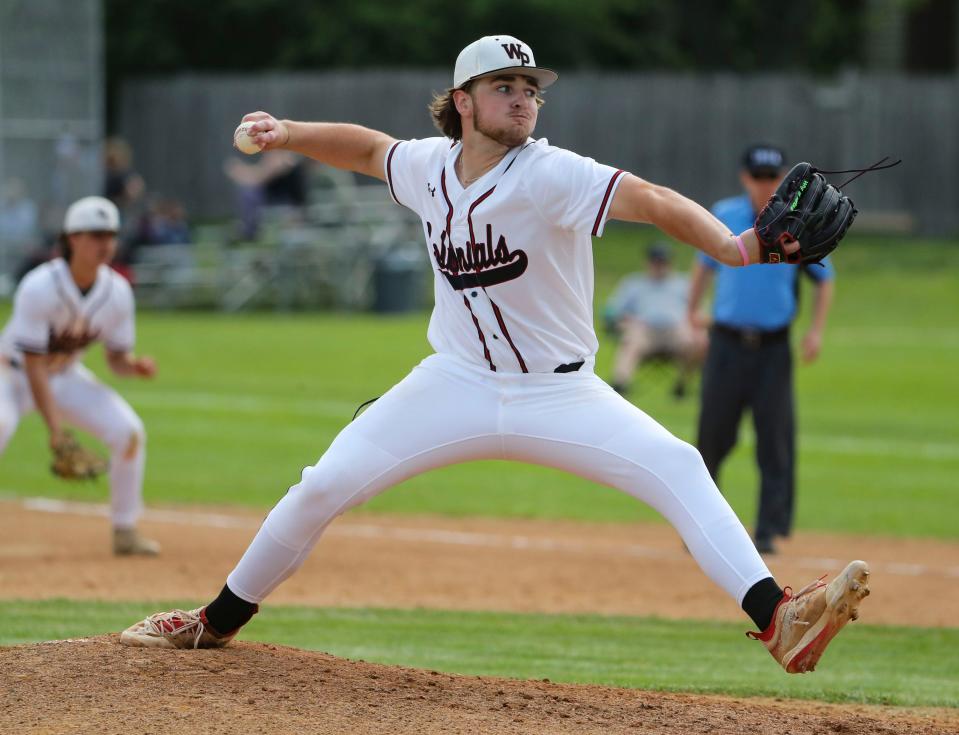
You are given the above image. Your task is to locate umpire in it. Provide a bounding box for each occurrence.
[687,144,835,555]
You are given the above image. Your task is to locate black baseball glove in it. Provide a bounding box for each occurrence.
[754,162,857,265]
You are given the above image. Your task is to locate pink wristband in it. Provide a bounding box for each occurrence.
[734,234,749,266]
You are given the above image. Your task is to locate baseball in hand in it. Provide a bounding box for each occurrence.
[233,122,262,155]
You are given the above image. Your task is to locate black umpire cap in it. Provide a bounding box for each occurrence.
[742,144,786,176]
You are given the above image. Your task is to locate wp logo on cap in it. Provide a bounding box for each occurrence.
[501,43,530,65]
[453,35,558,90]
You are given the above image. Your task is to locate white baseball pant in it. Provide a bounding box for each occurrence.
[0,361,146,528]
[227,353,771,606]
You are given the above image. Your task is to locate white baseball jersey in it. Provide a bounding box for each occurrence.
[0,258,136,374]
[385,137,626,374]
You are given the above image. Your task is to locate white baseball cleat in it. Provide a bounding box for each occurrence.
[120,608,234,649]
[747,560,870,673]
[113,527,161,556]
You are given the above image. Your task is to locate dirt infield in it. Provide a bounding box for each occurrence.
[2,498,958,734]
[2,499,958,625]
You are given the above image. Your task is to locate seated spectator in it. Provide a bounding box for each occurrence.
[605,243,706,398]
[136,196,191,246]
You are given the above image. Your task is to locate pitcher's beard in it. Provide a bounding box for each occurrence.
[474,109,532,148]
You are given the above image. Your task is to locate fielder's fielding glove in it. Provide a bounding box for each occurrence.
[51,430,109,480]
[754,162,857,265]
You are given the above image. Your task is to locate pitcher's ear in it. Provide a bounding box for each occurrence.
[453,89,473,117]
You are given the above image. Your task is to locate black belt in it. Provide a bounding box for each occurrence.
[554,360,585,373]
[712,324,789,348]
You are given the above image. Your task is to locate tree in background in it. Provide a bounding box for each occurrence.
[105,1,868,81]
[106,0,956,126]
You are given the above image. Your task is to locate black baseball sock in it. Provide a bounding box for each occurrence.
[204,584,259,635]
[742,577,785,631]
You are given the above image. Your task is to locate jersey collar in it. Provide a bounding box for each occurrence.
[444,138,535,199]
[53,258,110,311]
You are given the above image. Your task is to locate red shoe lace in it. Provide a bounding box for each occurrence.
[745,574,828,641]
[158,614,190,633]
[792,575,828,600]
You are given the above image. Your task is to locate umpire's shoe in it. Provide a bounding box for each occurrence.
[120,607,240,649]
[747,560,870,673]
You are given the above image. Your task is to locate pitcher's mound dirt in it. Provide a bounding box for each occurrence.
[2,637,956,735]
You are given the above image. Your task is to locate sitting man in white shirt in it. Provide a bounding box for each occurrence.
[606,243,705,398]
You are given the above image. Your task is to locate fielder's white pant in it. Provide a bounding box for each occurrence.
[0,360,146,528]
[228,353,771,606]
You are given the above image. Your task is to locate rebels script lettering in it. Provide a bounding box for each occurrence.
[429,222,528,290]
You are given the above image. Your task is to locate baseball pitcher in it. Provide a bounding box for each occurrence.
[122,36,868,673]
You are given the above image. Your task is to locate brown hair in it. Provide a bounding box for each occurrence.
[429,79,545,140]
[59,233,73,262]
[429,83,471,140]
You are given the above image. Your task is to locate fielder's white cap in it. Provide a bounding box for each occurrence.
[453,35,558,90]
[63,196,120,234]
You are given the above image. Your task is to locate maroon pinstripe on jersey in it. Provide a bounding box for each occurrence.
[440,169,497,371]
[465,181,528,373]
[460,294,495,371]
[436,161,532,373]
[386,141,402,207]
[488,301,526,372]
[592,169,626,236]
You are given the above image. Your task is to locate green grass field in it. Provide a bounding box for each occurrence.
[2,229,957,538]
[1,228,957,707]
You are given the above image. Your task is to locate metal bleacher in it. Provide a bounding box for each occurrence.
[131,172,427,312]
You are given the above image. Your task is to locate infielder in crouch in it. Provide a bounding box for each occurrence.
[0,196,159,555]
[122,36,869,673]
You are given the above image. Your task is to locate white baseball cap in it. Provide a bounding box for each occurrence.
[63,196,120,234]
[453,35,558,90]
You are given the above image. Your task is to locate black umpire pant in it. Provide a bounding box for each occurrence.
[696,324,795,544]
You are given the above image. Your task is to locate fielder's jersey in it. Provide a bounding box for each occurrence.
[0,258,136,373]
[385,136,626,373]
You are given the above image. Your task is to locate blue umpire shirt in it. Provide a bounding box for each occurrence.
[700,194,835,331]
